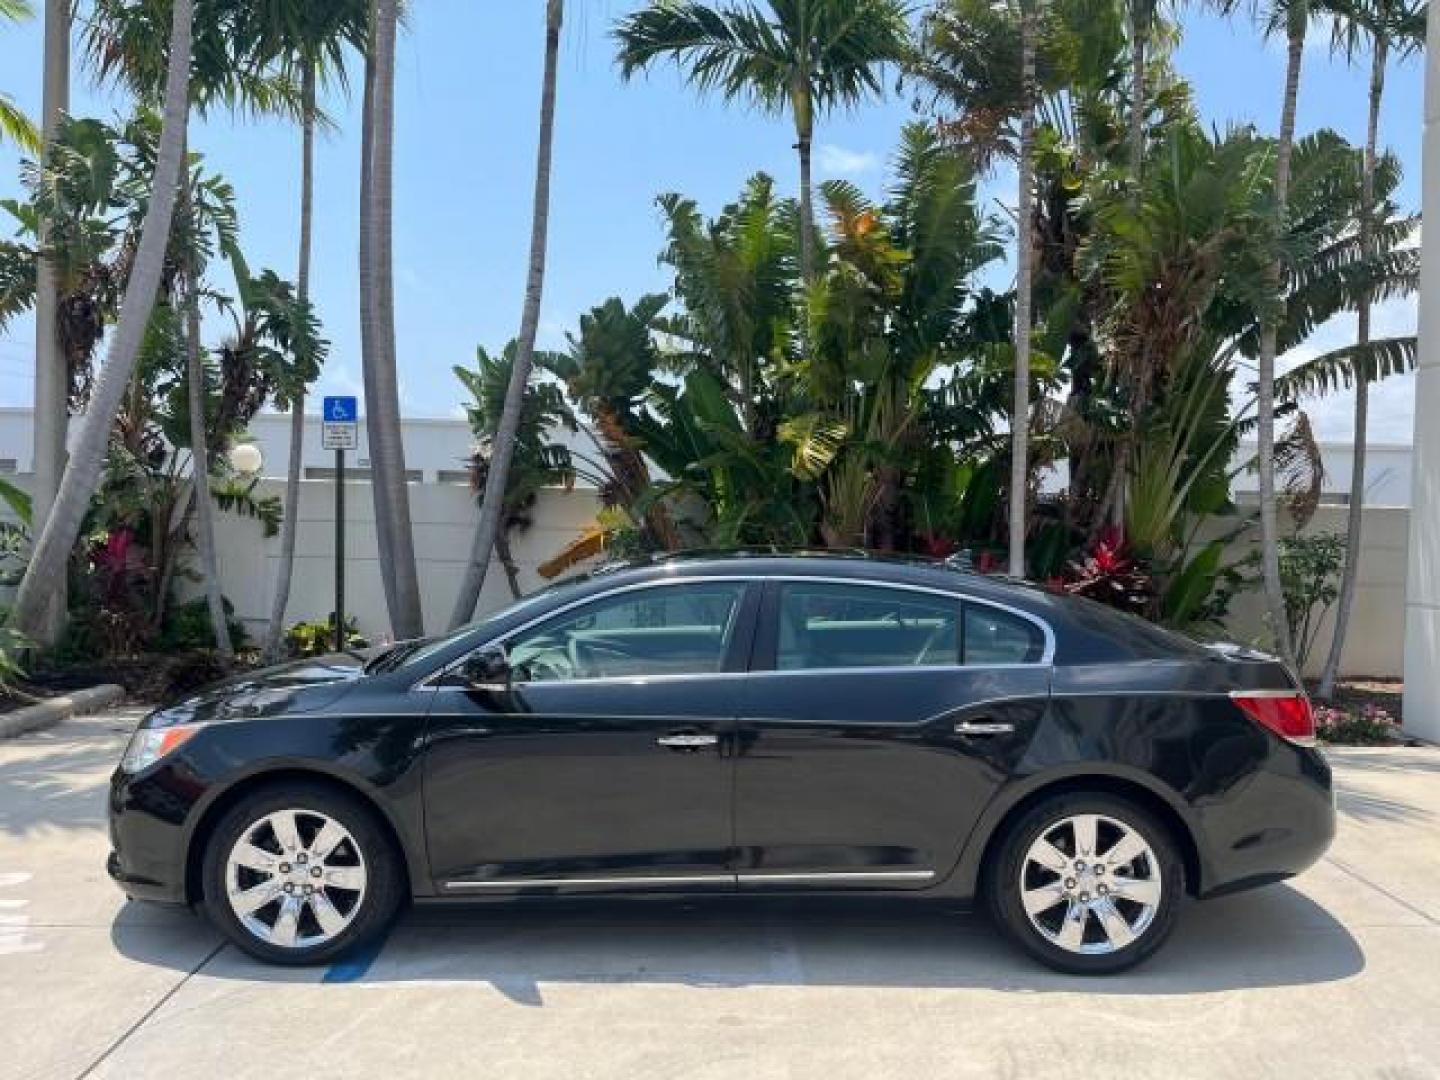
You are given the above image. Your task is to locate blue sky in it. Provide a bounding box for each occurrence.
[0,1,1425,443]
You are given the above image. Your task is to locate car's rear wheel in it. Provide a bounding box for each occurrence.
[201,782,404,966]
[985,792,1184,974]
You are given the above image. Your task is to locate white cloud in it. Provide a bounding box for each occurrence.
[817,144,880,176]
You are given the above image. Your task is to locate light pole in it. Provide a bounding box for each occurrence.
[1402,1,1440,741]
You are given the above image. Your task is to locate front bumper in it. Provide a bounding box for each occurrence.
[107,765,201,906]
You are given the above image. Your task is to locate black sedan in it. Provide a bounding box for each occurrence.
[108,552,1334,974]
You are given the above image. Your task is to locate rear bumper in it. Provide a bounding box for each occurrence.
[1194,742,1336,899]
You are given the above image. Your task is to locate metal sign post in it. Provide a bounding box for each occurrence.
[322,396,359,652]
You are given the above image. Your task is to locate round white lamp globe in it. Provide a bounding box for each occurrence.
[229,442,264,477]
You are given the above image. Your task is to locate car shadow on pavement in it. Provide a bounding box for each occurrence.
[111,882,1363,1004]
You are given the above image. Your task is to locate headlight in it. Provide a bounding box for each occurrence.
[120,723,204,773]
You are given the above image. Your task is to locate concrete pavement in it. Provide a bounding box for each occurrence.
[3,710,1440,1080]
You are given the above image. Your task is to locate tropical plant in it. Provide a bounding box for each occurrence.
[1315,0,1427,698]
[1278,530,1345,671]
[454,341,577,599]
[1252,0,1314,671]
[0,0,40,152]
[614,0,910,280]
[450,0,565,629]
[360,0,424,638]
[9,0,195,644]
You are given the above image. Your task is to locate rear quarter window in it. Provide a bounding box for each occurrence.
[962,604,1046,665]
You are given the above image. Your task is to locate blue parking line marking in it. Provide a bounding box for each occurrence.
[323,928,391,983]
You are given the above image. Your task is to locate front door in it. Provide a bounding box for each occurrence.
[733,579,1052,890]
[422,579,757,893]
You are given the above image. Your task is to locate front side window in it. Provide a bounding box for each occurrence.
[777,583,960,670]
[505,582,747,683]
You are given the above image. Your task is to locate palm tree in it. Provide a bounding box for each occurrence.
[448,0,565,630]
[1,0,41,151]
[249,0,368,661]
[1253,0,1312,670]
[182,197,232,659]
[613,0,910,281]
[1316,0,1426,696]
[360,0,424,639]
[31,0,70,644]
[9,0,194,641]
[454,343,577,598]
[1009,2,1038,577]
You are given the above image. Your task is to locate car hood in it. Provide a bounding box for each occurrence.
[147,652,372,727]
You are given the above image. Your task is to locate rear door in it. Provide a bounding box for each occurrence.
[732,578,1052,890]
[422,579,758,892]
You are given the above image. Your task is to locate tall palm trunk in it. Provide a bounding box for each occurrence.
[495,528,523,600]
[1319,36,1388,698]
[31,0,69,643]
[184,254,233,659]
[1256,14,1307,671]
[449,0,564,630]
[1128,0,1148,182]
[358,11,399,628]
[1008,5,1037,579]
[263,62,317,663]
[363,0,424,638]
[794,79,816,282]
[11,0,193,641]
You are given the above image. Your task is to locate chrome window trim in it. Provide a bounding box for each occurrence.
[415,574,1056,692]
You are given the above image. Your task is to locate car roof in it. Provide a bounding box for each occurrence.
[584,550,1057,609]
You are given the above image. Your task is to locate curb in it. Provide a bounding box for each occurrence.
[0,683,127,739]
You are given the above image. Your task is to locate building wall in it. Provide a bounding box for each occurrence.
[1196,505,1407,679]
[195,480,604,644]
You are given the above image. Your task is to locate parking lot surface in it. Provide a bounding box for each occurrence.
[3,708,1440,1080]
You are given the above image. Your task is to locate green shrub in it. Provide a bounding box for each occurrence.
[159,597,249,652]
[285,615,368,658]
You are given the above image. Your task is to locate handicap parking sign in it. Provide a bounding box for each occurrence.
[322,396,359,450]
[324,396,358,423]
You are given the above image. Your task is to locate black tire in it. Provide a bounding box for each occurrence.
[201,781,406,966]
[984,792,1185,975]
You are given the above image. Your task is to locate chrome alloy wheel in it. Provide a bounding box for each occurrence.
[1019,813,1162,955]
[224,808,368,949]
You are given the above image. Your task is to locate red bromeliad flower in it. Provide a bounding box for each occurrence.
[917,533,957,559]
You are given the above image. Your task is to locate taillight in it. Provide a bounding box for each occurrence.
[1230,691,1316,746]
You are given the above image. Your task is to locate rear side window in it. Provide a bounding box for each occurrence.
[963,604,1046,665]
[777,583,959,670]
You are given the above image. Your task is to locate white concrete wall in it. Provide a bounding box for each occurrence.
[191,480,604,644]
[1199,505,1407,679]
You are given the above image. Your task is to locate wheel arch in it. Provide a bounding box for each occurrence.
[183,767,416,907]
[953,769,1205,901]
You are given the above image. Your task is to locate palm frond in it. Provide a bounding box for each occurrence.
[1276,334,1418,399]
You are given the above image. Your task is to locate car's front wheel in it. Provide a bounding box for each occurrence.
[201,782,405,965]
[986,792,1184,974]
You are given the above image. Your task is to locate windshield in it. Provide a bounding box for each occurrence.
[378,572,604,673]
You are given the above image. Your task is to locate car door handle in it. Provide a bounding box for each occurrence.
[954,719,1015,736]
[656,733,719,749]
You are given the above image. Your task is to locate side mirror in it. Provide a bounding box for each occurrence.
[459,646,511,692]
